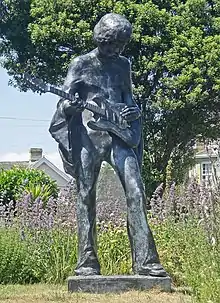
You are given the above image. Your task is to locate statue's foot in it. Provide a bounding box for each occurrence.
[136,263,168,277]
[74,266,101,276]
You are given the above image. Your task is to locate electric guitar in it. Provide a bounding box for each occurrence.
[24,73,141,148]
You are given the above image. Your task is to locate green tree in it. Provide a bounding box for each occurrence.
[1,0,220,195]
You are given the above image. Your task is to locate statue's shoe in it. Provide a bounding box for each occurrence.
[136,263,168,277]
[74,266,101,276]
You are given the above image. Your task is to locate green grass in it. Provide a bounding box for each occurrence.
[0,284,191,303]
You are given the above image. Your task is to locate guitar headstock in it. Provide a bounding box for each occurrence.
[24,73,50,93]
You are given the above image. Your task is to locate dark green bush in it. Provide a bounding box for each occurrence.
[0,167,58,206]
[0,228,39,284]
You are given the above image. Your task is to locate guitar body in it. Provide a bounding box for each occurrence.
[88,118,141,148]
[87,102,141,148]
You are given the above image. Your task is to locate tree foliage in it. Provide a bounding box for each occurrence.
[1,0,220,194]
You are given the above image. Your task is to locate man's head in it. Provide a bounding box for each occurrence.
[93,13,132,59]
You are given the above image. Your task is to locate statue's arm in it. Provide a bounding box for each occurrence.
[57,58,85,116]
[122,59,134,105]
[120,58,141,121]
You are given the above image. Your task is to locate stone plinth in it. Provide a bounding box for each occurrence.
[68,275,171,293]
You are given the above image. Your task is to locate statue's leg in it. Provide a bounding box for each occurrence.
[74,147,101,276]
[110,140,167,276]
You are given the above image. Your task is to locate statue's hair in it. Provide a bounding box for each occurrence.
[93,13,132,44]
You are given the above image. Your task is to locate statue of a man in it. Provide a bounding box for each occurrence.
[49,13,167,277]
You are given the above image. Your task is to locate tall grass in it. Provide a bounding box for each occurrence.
[0,181,219,302]
[150,179,220,302]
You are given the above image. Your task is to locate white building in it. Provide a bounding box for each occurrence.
[0,148,71,188]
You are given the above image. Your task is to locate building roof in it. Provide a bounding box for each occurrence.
[31,156,71,182]
[0,161,29,170]
[195,149,217,159]
[0,153,71,185]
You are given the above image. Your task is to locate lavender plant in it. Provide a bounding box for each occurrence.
[0,178,220,302]
[150,179,220,302]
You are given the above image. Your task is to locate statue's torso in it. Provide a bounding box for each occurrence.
[71,50,128,154]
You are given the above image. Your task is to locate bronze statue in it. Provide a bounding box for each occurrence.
[49,13,167,277]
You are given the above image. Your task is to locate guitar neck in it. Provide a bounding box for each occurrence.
[50,86,75,101]
[49,86,106,116]
[85,103,106,116]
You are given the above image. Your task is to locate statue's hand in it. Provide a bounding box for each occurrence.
[120,105,141,122]
[63,93,86,115]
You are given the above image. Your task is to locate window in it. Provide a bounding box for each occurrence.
[201,162,212,181]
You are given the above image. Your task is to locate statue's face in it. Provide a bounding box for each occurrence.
[98,41,126,59]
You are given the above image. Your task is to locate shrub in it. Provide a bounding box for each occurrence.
[0,227,39,284]
[0,166,58,206]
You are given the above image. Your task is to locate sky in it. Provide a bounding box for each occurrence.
[0,66,63,169]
